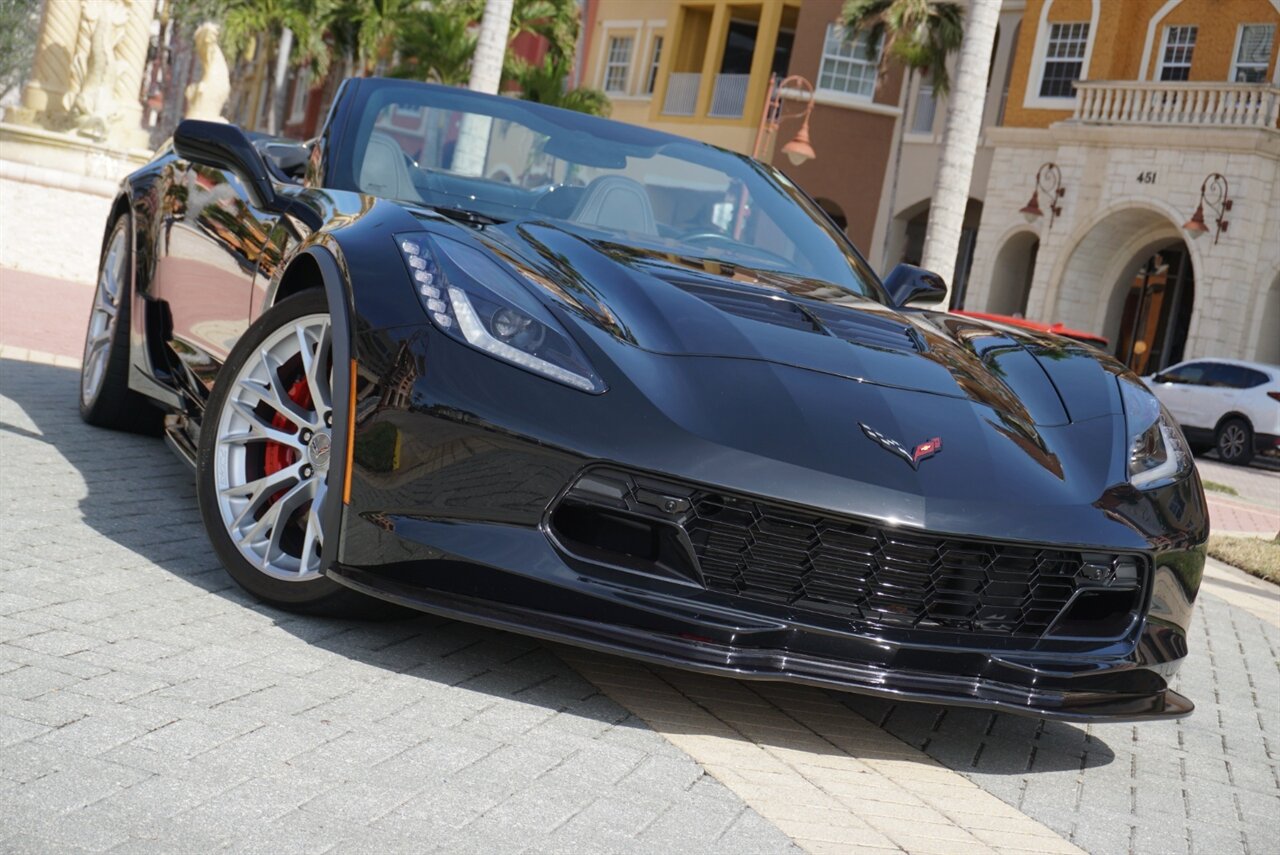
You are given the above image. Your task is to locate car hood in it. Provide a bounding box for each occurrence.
[483,221,1123,432]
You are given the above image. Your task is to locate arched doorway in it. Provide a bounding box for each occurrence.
[1054,206,1195,374]
[814,197,848,232]
[986,231,1039,316]
[1113,243,1195,375]
[894,198,984,307]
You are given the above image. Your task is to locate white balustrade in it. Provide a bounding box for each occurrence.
[1072,81,1280,129]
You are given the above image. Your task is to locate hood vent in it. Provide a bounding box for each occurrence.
[675,281,919,353]
[678,282,822,333]
[809,306,923,353]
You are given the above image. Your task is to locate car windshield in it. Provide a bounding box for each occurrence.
[332,80,886,301]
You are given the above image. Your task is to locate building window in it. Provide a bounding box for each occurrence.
[816,24,880,99]
[603,36,633,94]
[645,35,663,95]
[1231,24,1275,82]
[1158,25,1196,81]
[1038,22,1089,98]
[911,83,936,133]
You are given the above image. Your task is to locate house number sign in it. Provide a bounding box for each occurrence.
[1136,171,1157,184]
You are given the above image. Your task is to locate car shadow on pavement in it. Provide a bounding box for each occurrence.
[0,357,1116,774]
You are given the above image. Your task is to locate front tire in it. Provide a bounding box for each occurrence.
[79,214,160,433]
[1216,417,1254,466]
[196,290,375,615]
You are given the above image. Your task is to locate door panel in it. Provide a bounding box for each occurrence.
[155,163,279,396]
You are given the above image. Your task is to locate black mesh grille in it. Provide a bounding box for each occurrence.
[685,493,1130,638]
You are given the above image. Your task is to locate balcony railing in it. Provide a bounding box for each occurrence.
[1073,81,1280,129]
[663,72,701,116]
[708,74,751,118]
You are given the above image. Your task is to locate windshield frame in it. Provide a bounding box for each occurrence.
[326,77,890,305]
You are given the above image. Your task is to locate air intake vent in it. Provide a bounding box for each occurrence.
[675,282,821,332]
[809,307,921,353]
[673,280,920,352]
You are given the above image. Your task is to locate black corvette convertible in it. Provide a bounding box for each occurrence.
[81,77,1207,721]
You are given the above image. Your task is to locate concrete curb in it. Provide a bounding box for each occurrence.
[0,158,118,198]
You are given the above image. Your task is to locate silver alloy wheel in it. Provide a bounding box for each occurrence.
[214,314,333,581]
[81,225,128,405]
[1219,423,1247,460]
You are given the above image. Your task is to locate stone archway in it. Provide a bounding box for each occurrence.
[985,230,1040,316]
[888,198,985,306]
[1051,204,1197,372]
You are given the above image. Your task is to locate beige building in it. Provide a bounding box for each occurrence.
[966,0,1280,371]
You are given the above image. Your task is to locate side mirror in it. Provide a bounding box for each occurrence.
[259,140,309,183]
[883,263,948,308]
[173,120,279,208]
[1151,373,1170,384]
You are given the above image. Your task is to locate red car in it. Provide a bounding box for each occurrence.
[953,310,1110,349]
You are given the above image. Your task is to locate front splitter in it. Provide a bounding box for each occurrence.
[328,564,1193,723]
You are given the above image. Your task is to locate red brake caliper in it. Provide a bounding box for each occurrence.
[262,376,313,503]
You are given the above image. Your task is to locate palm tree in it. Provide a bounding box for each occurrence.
[391,5,478,85]
[842,0,963,273]
[216,0,334,133]
[506,0,580,65]
[918,0,1000,302]
[470,0,515,94]
[512,54,610,116]
[344,0,422,76]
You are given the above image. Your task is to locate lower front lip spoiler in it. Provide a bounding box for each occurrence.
[327,564,1193,723]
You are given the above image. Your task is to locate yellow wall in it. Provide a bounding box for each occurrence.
[583,0,799,154]
[1002,0,1280,130]
[1155,0,1280,81]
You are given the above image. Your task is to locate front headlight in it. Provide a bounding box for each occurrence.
[395,232,605,394]
[1118,375,1192,489]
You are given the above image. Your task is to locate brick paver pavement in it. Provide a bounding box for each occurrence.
[1196,459,1280,510]
[0,358,800,854]
[1205,494,1280,537]
[837,591,1280,855]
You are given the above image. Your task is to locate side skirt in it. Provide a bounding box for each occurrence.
[162,413,198,472]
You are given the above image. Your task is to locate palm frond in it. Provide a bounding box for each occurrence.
[841,0,964,96]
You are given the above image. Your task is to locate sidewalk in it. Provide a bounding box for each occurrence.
[0,268,93,362]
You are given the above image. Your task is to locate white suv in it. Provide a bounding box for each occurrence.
[1144,359,1280,465]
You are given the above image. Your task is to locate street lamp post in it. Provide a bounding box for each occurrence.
[752,74,817,165]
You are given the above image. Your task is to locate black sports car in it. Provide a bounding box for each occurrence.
[80,78,1208,721]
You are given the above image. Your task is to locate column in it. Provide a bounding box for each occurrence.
[13,0,86,124]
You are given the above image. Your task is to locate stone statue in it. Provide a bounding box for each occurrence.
[185,22,230,122]
[66,1,128,140]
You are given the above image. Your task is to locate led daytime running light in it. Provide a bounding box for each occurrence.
[448,287,597,392]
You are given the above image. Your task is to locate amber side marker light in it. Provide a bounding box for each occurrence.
[343,358,357,505]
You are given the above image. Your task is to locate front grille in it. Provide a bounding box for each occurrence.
[686,495,1128,637]
[554,469,1145,641]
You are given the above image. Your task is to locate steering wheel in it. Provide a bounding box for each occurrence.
[681,231,736,246]
[680,232,792,267]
